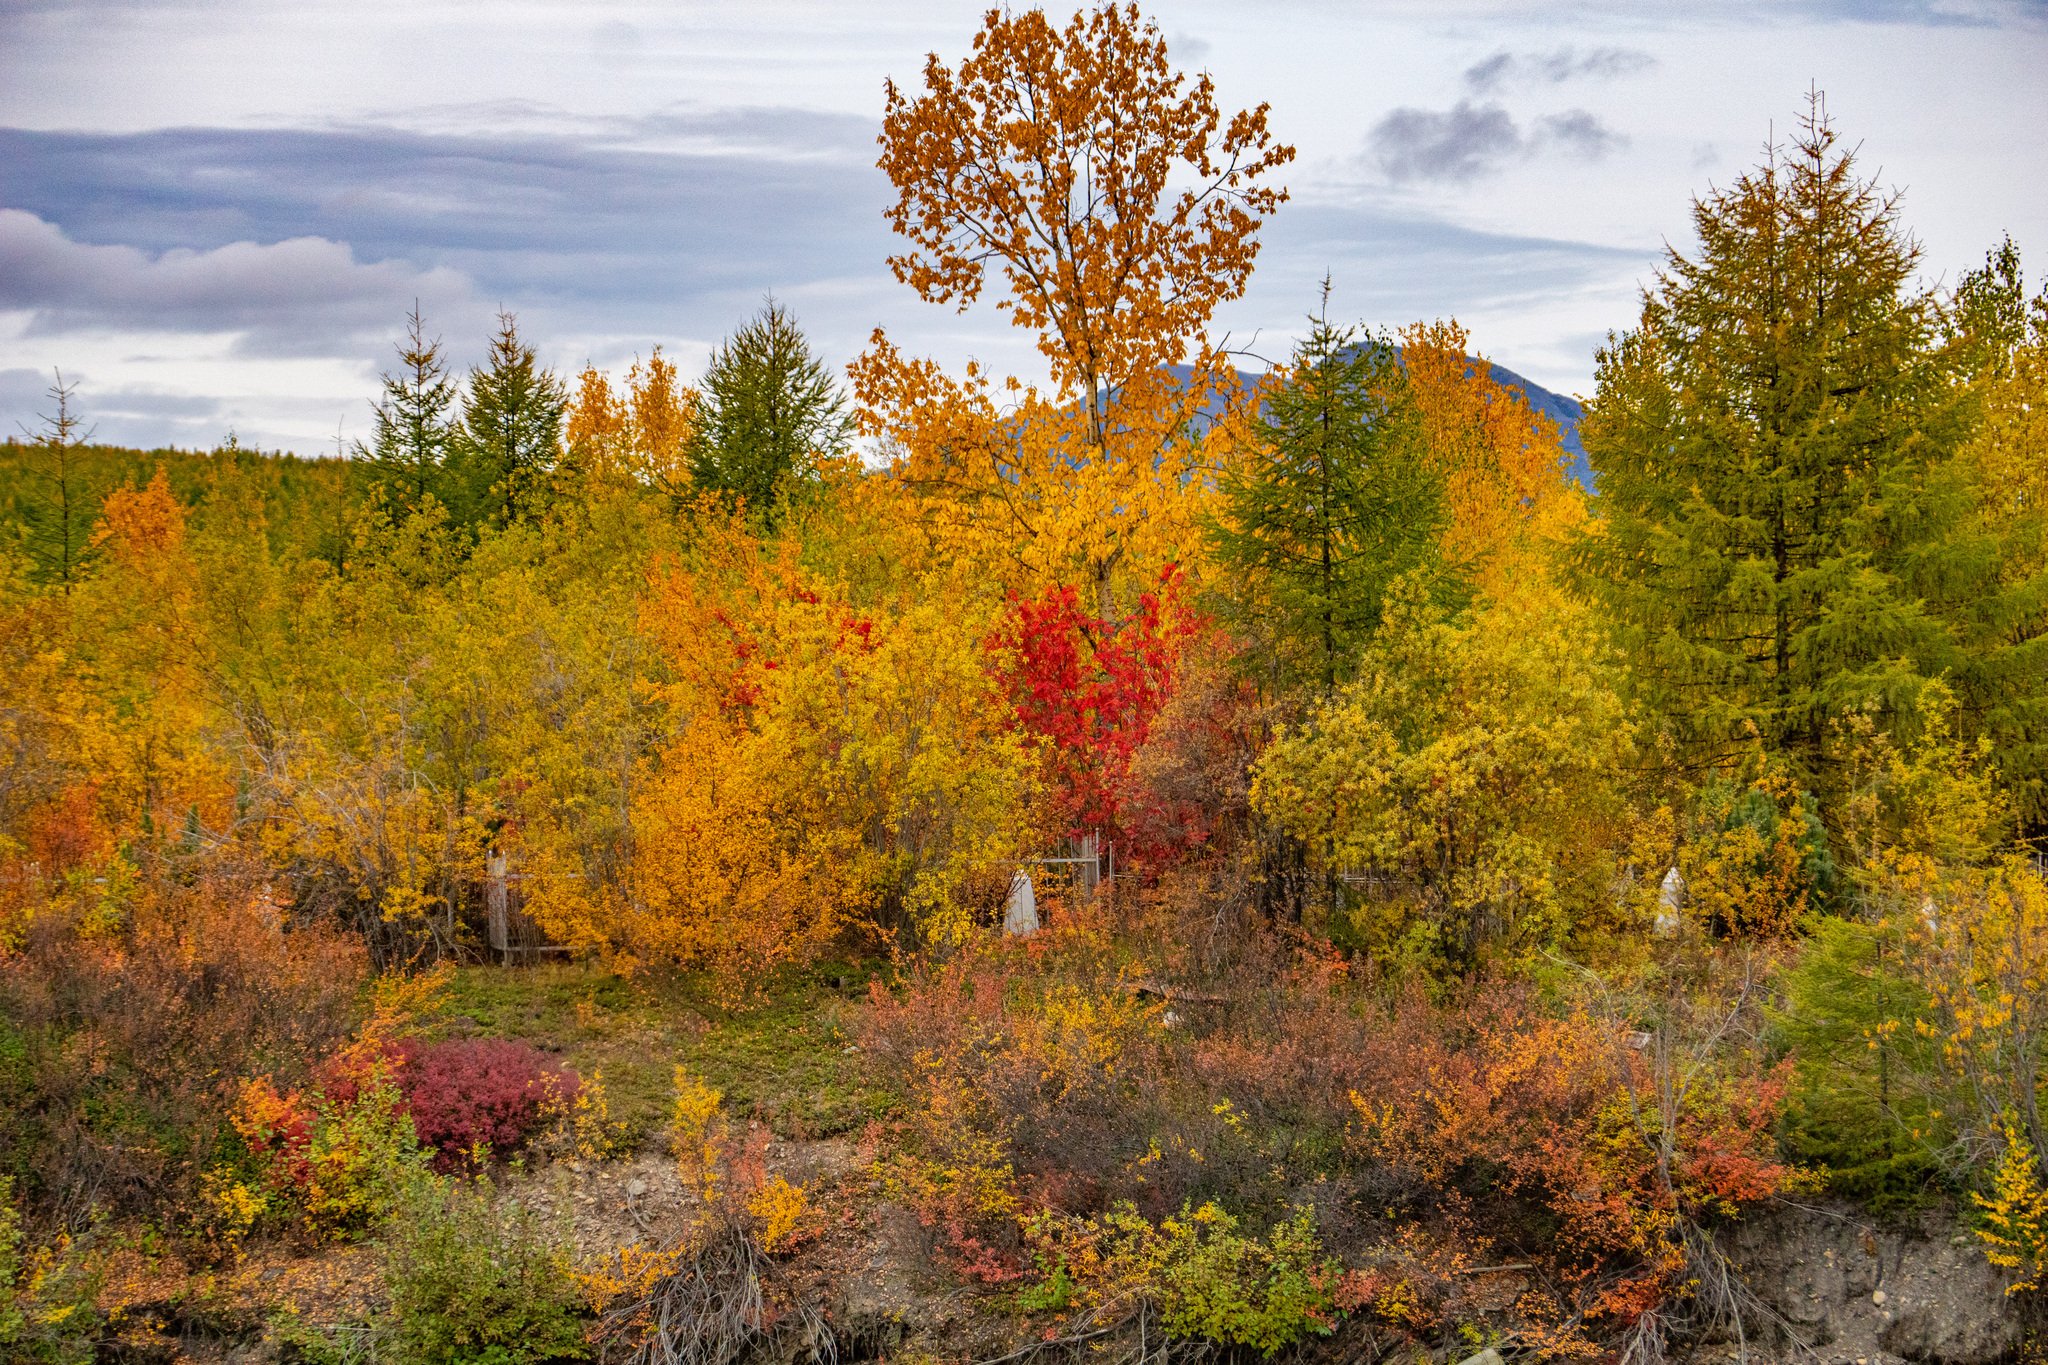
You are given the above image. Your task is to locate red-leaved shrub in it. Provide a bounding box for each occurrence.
[395,1038,581,1172]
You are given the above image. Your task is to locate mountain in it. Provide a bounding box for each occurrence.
[1164,358,1592,491]
[1480,361,1591,491]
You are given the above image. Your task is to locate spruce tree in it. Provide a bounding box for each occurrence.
[356,306,458,518]
[1571,98,1969,796]
[688,299,852,520]
[452,311,568,530]
[1208,294,1450,690]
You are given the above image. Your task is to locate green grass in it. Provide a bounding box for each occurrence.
[429,959,893,1152]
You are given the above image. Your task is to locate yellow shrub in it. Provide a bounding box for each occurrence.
[877,1061,1018,1229]
[1973,1117,2048,1294]
[197,1167,267,1260]
[575,1241,684,1313]
[747,1177,812,1253]
[671,1066,727,1204]
[537,1068,627,1162]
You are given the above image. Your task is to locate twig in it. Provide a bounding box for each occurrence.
[975,1325,1118,1365]
[1119,979,1232,1004]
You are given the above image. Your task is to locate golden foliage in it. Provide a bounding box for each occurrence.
[562,347,700,499]
[1974,1115,2048,1294]
[1399,319,1586,600]
[670,1065,727,1205]
[1253,585,1637,966]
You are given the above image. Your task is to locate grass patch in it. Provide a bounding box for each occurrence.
[431,960,892,1152]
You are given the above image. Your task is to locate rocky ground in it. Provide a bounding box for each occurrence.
[93,1164,2036,1365]
[1721,1200,2031,1365]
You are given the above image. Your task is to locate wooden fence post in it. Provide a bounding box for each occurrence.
[487,852,509,967]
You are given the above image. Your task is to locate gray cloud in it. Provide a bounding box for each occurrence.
[1370,100,1523,184]
[1533,109,1628,160]
[1170,31,1213,63]
[0,115,892,331]
[0,209,476,356]
[1367,100,1628,183]
[91,386,224,419]
[1,368,63,434]
[1464,46,1657,93]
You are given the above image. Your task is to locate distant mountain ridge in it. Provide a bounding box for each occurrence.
[1481,360,1591,491]
[1164,357,1592,491]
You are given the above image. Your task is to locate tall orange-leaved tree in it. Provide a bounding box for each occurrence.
[859,3,1292,618]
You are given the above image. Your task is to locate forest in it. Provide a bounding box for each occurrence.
[3,6,2046,1364]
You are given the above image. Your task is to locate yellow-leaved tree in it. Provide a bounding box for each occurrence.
[1398,319,1586,602]
[561,348,699,504]
[1252,582,1639,971]
[526,503,1039,979]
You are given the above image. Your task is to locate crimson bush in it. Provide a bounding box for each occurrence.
[395,1038,580,1172]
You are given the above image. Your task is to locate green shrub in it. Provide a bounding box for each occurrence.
[1135,1204,1338,1356]
[1023,1201,1340,1357]
[0,1176,102,1365]
[383,1175,588,1365]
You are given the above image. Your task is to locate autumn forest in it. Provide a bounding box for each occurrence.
[3,7,2046,1364]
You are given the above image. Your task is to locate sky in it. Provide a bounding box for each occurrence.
[2,0,2045,453]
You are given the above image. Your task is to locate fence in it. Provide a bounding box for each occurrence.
[484,853,573,967]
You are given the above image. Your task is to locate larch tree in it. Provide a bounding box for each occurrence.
[452,310,568,530]
[16,370,100,593]
[858,2,1293,620]
[1571,97,1973,798]
[1945,241,2048,829]
[687,299,853,521]
[1209,298,1449,691]
[356,306,459,519]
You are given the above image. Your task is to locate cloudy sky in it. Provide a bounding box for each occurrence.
[3,0,2045,453]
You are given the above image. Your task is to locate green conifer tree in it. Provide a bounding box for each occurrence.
[356,306,458,518]
[688,298,852,521]
[1570,97,1973,796]
[1775,915,1943,1207]
[1941,243,2048,831]
[14,370,101,593]
[1208,292,1450,691]
[452,311,568,530]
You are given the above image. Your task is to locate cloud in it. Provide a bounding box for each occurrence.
[0,209,476,356]
[1533,109,1627,160]
[91,386,223,419]
[1369,100,1523,184]
[1367,101,1627,183]
[0,118,894,335]
[1169,31,1213,63]
[1464,46,1656,93]
[0,367,60,432]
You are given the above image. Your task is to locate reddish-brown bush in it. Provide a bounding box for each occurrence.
[395,1037,581,1172]
[862,913,1806,1346]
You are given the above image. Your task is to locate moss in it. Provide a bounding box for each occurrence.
[431,960,891,1151]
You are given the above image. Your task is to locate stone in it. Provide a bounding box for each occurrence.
[1872,1289,1886,1306]
[626,1178,647,1197]
[1454,1350,1504,1365]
